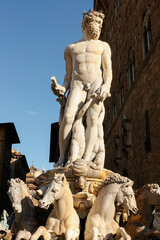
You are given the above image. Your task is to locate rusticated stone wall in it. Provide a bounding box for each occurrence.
[94,0,160,188]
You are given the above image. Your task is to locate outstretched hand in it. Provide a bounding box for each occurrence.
[51,76,66,97]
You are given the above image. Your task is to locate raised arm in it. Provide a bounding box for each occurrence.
[63,46,72,92]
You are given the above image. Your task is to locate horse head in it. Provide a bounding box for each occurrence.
[39,173,66,209]
[116,180,138,215]
[8,178,29,213]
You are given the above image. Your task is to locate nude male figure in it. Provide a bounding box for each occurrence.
[51,10,112,167]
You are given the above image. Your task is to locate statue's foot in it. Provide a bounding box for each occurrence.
[65,160,72,167]
[73,159,88,175]
[54,159,64,168]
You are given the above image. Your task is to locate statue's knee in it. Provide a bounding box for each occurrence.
[64,112,75,125]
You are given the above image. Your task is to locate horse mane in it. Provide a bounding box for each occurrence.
[136,183,160,197]
[104,173,130,185]
[96,173,131,192]
[53,173,68,186]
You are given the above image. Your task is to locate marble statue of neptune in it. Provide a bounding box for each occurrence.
[51,10,112,168]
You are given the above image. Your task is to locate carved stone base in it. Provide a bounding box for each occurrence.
[31,165,117,220]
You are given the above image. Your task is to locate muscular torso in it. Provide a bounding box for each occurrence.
[66,40,107,87]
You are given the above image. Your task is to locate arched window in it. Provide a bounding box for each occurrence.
[120,86,124,108]
[145,110,151,152]
[107,108,111,134]
[110,25,113,39]
[142,11,152,59]
[115,0,119,17]
[113,104,117,121]
[129,56,135,89]
[123,169,128,177]
[112,93,117,122]
[107,119,111,134]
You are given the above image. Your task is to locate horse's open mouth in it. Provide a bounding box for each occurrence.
[15,207,22,213]
[40,204,50,210]
[39,199,52,209]
[45,204,50,209]
[129,208,138,216]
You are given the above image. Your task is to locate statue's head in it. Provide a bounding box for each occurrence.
[82,10,105,40]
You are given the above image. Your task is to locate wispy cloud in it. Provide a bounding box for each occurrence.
[24,110,38,115]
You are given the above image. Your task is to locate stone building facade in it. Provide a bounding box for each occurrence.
[94,0,160,188]
[10,149,29,182]
[0,123,29,213]
[0,123,20,213]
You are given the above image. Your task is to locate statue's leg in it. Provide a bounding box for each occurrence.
[31,226,51,240]
[89,104,105,169]
[65,229,79,240]
[115,227,131,240]
[83,100,102,162]
[16,230,31,240]
[92,227,99,240]
[70,138,80,163]
[70,118,85,163]
[55,83,87,167]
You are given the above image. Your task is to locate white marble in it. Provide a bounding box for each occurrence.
[84,174,137,240]
[51,10,112,170]
[31,174,80,240]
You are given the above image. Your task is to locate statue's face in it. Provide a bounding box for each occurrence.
[86,16,103,40]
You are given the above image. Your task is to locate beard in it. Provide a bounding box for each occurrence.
[88,24,100,39]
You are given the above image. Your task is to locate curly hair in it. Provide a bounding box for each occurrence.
[82,10,105,30]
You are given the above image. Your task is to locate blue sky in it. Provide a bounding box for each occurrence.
[0,0,93,171]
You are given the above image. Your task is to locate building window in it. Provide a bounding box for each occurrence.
[123,169,128,177]
[115,0,119,17]
[145,111,151,152]
[129,58,135,88]
[142,15,152,59]
[113,104,117,121]
[120,86,124,108]
[110,26,112,39]
[107,119,111,134]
